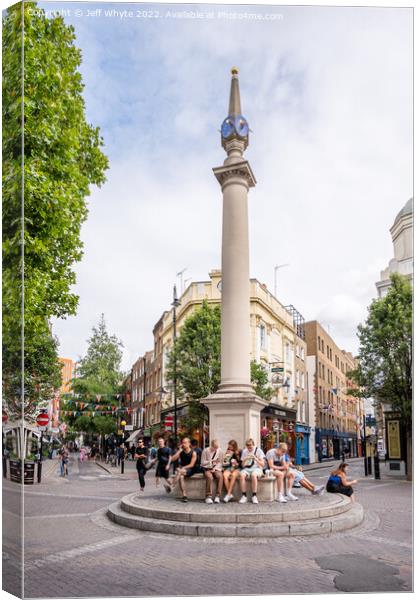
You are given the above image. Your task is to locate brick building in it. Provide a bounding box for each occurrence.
[304,321,363,461]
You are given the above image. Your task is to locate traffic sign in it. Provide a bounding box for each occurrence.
[2,412,8,424]
[36,413,49,427]
[38,425,47,431]
[271,367,284,373]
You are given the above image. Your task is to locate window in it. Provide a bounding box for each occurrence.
[285,341,291,364]
[300,371,305,389]
[260,324,266,350]
[318,336,321,350]
[296,344,300,358]
[301,347,305,360]
[321,339,324,353]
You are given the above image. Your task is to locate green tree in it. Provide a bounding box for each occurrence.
[62,315,125,435]
[166,301,274,432]
[349,273,412,478]
[2,3,109,420]
[251,360,274,402]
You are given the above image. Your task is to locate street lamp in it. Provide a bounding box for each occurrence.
[172,285,180,444]
[120,420,126,474]
[274,264,290,298]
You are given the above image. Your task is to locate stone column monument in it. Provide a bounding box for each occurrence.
[202,68,268,450]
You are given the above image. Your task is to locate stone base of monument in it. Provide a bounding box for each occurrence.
[174,473,276,501]
[107,487,364,538]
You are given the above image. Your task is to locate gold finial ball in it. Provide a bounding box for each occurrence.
[231,66,239,75]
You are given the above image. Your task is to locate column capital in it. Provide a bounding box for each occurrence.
[213,160,256,189]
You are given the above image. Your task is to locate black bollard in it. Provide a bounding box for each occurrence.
[121,456,124,475]
[367,456,372,475]
[374,454,381,480]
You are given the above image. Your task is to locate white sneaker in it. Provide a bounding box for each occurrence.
[277,493,287,503]
[239,495,248,504]
[205,497,213,504]
[223,494,232,503]
[214,496,220,503]
[286,492,299,501]
[313,485,325,496]
[251,495,259,504]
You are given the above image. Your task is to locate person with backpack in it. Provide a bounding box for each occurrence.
[326,462,358,502]
[201,439,223,503]
[238,438,266,504]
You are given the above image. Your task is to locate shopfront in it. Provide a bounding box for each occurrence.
[316,428,358,461]
[261,405,297,456]
[295,423,311,465]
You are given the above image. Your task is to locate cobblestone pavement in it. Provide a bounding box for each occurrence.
[2,456,413,597]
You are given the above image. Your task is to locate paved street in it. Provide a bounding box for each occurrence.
[2,456,413,597]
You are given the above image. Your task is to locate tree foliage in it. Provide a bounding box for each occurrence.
[62,315,124,434]
[251,360,274,402]
[349,273,412,428]
[2,3,109,420]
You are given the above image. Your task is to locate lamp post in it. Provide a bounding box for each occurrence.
[363,413,368,477]
[274,264,290,298]
[172,285,180,444]
[120,420,126,474]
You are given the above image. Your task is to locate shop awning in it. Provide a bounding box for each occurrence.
[126,429,142,443]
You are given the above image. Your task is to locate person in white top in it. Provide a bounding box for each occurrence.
[201,440,224,504]
[239,438,266,504]
[266,446,295,503]
[278,443,325,500]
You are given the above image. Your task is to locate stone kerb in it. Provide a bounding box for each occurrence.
[174,472,276,501]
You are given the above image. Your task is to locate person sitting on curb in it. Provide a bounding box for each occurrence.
[222,439,242,503]
[326,462,357,503]
[164,437,197,503]
[278,443,325,499]
[265,445,295,503]
[239,438,266,504]
[201,439,224,504]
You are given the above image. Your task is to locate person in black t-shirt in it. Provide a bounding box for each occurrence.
[191,439,202,473]
[134,439,149,491]
[155,437,171,486]
[163,437,197,502]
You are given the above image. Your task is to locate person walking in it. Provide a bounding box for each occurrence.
[201,439,223,503]
[60,445,69,477]
[134,439,149,492]
[326,462,358,502]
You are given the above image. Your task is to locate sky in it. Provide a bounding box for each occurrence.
[34,0,413,370]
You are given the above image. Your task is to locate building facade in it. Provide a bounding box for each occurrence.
[304,321,362,461]
[159,270,309,459]
[376,197,413,297]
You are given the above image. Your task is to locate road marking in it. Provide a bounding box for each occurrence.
[25,533,138,570]
[3,510,92,520]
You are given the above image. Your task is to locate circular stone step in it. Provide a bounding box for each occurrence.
[107,491,364,537]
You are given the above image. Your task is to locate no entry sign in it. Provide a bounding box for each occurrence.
[36,413,49,427]
[2,412,8,424]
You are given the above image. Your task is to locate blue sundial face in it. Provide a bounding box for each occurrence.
[235,115,249,138]
[221,117,235,138]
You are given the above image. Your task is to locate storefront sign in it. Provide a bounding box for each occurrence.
[387,420,401,459]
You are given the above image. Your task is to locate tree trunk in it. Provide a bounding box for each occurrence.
[406,430,412,481]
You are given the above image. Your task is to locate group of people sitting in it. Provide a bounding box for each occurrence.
[137,436,328,504]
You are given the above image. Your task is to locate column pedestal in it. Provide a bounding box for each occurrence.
[202,391,268,451]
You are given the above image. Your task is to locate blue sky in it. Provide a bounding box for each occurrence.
[33,1,413,369]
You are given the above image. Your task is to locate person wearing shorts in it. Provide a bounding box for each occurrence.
[239,438,266,504]
[222,439,242,503]
[164,437,197,502]
[266,446,295,503]
[278,443,325,499]
[201,439,223,503]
